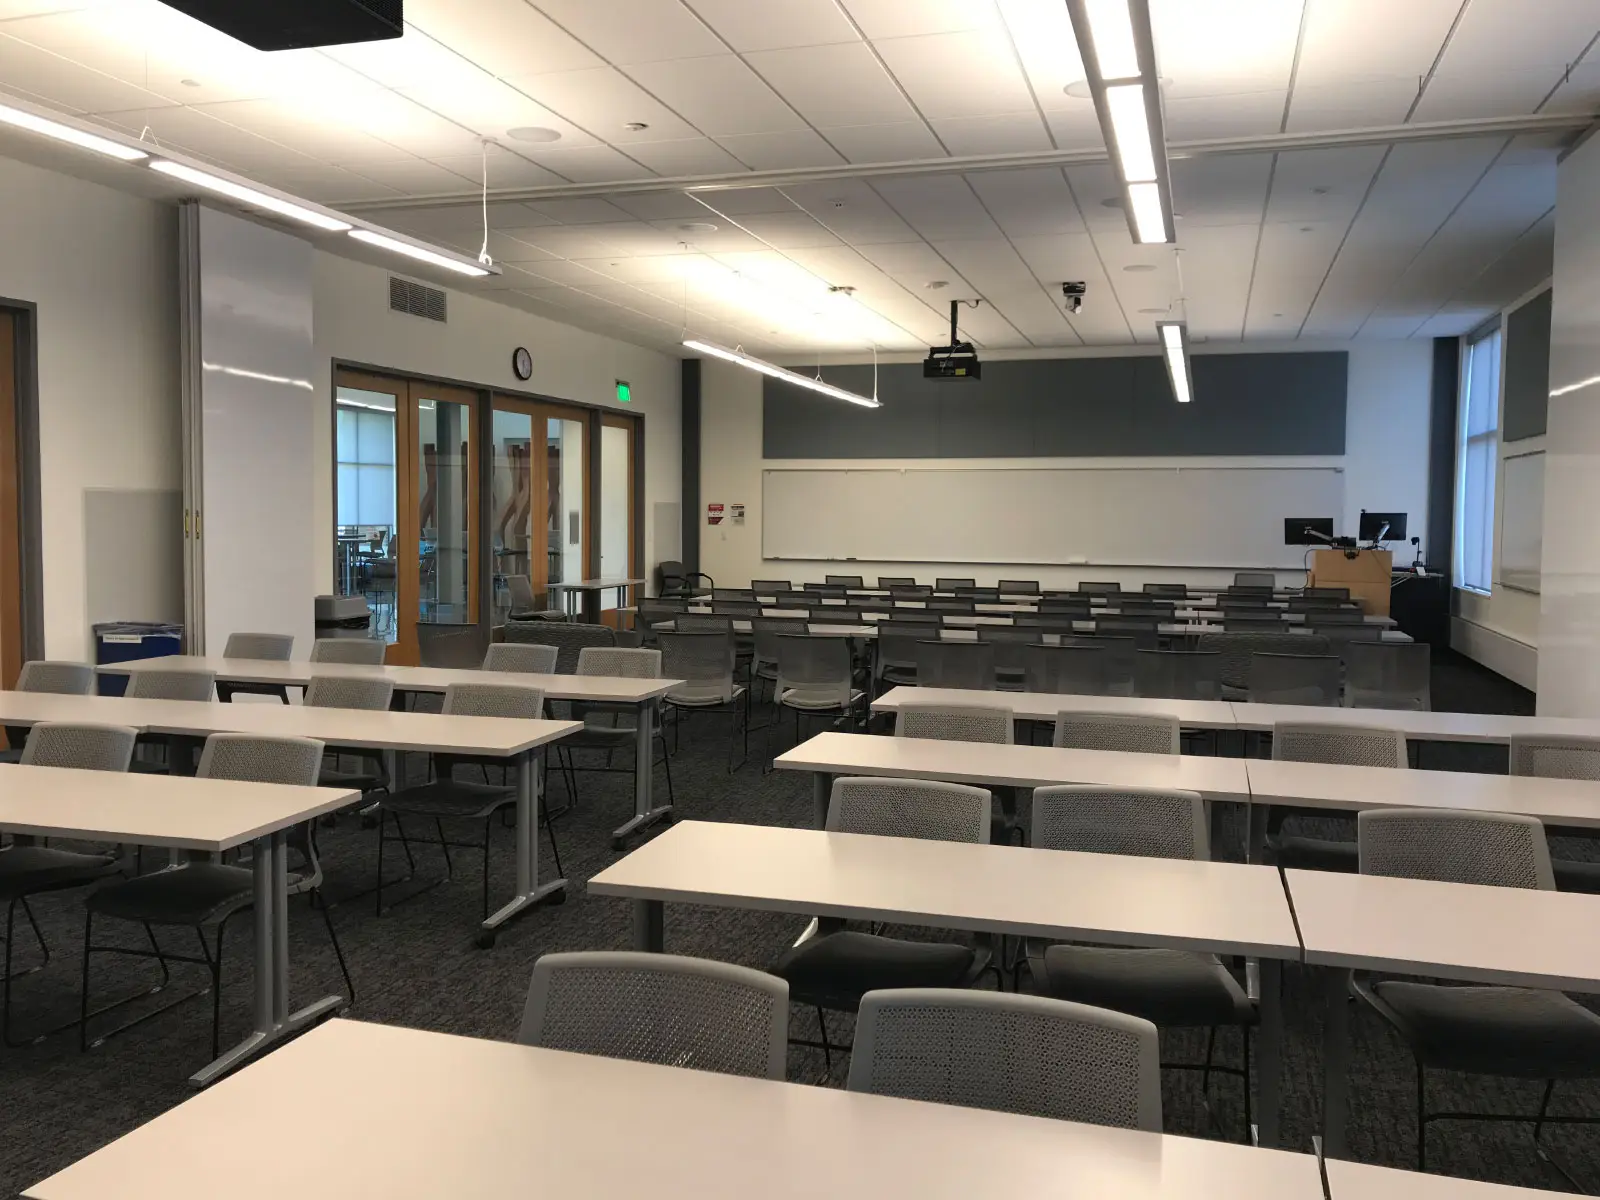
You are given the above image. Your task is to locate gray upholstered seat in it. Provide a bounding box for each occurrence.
[1038,945,1253,1026]
[847,989,1162,1131]
[518,951,788,1079]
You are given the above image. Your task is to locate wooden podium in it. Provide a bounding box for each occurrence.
[1307,548,1392,616]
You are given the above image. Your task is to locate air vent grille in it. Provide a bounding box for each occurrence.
[389,276,447,322]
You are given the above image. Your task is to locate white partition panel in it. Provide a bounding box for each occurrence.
[180,204,316,655]
[762,465,1343,569]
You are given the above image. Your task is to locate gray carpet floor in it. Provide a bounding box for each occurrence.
[2,648,1593,1197]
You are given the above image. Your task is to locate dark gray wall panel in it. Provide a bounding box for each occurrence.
[1503,288,1551,442]
[762,352,1347,458]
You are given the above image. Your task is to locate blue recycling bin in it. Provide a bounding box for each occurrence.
[94,621,183,696]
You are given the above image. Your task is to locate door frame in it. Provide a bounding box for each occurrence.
[0,300,41,684]
[490,393,595,609]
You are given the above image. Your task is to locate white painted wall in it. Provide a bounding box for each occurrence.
[311,252,681,597]
[1537,129,1600,715]
[0,157,181,662]
[701,342,1433,593]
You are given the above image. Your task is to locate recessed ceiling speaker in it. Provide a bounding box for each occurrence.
[157,0,402,51]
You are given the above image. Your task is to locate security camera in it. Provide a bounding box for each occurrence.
[1062,281,1086,315]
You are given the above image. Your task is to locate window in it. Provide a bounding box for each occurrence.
[1454,327,1502,593]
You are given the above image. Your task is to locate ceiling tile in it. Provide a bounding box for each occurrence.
[1041,105,1106,151]
[623,54,805,137]
[340,156,478,194]
[514,67,703,142]
[1285,80,1422,133]
[715,129,844,170]
[437,147,568,190]
[1264,146,1387,225]
[180,98,415,163]
[274,166,403,204]
[1150,0,1302,98]
[967,168,1085,237]
[821,121,945,163]
[743,42,917,127]
[519,143,658,182]
[688,188,798,216]
[871,174,1002,240]
[1434,0,1600,77]
[874,29,1037,120]
[608,191,715,220]
[682,0,859,51]
[404,0,604,77]
[623,136,749,175]
[767,193,919,245]
[1168,153,1273,227]
[96,103,305,170]
[1164,90,1286,141]
[1294,0,1460,88]
[929,112,1051,155]
[0,33,177,113]
[1244,220,1345,336]
[394,74,595,146]
[839,0,1001,39]
[998,0,1085,111]
[519,197,637,224]
[527,0,725,66]
[1172,223,1260,341]
[728,211,842,249]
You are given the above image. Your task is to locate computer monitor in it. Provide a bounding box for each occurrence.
[1358,511,1407,542]
[1284,517,1334,545]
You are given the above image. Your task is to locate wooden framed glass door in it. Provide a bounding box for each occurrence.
[0,311,20,688]
[490,395,588,621]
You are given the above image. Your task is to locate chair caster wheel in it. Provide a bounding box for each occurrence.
[474,929,497,949]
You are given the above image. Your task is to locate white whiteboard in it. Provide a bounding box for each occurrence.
[1499,451,1544,593]
[762,466,1344,569]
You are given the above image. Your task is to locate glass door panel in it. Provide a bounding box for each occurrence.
[547,414,585,590]
[599,414,637,625]
[493,396,589,618]
[333,375,401,644]
[490,407,535,621]
[415,388,475,628]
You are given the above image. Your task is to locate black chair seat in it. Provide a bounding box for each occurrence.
[1036,944,1255,1027]
[565,722,638,751]
[0,845,119,897]
[1268,833,1357,872]
[381,779,515,820]
[771,930,976,1011]
[318,763,385,791]
[879,666,917,686]
[1552,857,1600,894]
[1365,981,1600,1077]
[87,863,268,926]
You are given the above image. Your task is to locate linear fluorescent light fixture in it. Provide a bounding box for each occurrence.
[1157,320,1193,404]
[0,99,147,161]
[683,338,880,408]
[348,229,492,278]
[152,160,351,231]
[1066,0,1175,245]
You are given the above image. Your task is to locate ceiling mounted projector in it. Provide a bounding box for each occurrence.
[158,0,402,51]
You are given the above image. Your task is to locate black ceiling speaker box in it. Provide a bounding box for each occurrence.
[158,0,402,51]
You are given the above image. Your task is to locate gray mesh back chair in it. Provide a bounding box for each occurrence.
[1311,608,1366,624]
[1023,644,1110,696]
[977,625,1041,688]
[1076,635,1138,693]
[1078,581,1121,594]
[1054,712,1179,755]
[1198,632,1325,699]
[1246,652,1340,706]
[519,951,787,1079]
[1093,617,1159,648]
[222,633,294,660]
[80,733,352,1058]
[998,579,1040,594]
[913,639,996,690]
[310,637,387,665]
[558,647,673,814]
[1265,722,1407,872]
[751,617,809,698]
[16,661,94,695]
[660,631,747,771]
[482,642,559,675]
[752,579,791,596]
[505,621,614,674]
[416,623,488,669]
[504,574,542,616]
[825,574,864,588]
[1343,641,1431,710]
[1027,785,1254,1132]
[935,577,976,591]
[377,682,561,923]
[874,621,928,689]
[848,989,1162,1131]
[1133,650,1221,701]
[125,668,216,702]
[771,778,994,1043]
[772,636,862,763]
[1503,734,1600,893]
[305,674,395,795]
[895,703,1013,745]
[1144,583,1188,598]
[877,576,916,588]
[1233,572,1276,589]
[712,588,755,603]
[1,722,138,1042]
[1351,808,1600,1170]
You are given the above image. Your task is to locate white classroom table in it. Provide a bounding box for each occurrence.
[774,730,1250,826]
[547,575,643,622]
[0,763,356,1087]
[872,685,1242,731]
[1226,700,1600,744]
[1323,1156,1566,1200]
[100,656,681,847]
[25,1017,1327,1200]
[1285,868,1600,1158]
[0,693,580,942]
[588,819,1300,1147]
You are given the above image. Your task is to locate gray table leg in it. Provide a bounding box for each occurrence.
[190,829,343,1088]
[634,899,665,951]
[1255,957,1284,1147]
[1322,967,1352,1158]
[1248,804,1269,864]
[481,749,566,942]
[612,698,672,847]
[812,771,833,828]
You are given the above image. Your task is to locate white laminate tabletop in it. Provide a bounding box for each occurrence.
[1227,701,1600,743]
[24,1018,1325,1200]
[1245,758,1600,827]
[0,693,580,757]
[1323,1157,1569,1200]
[549,576,644,590]
[1286,868,1600,991]
[591,821,1301,958]
[872,685,1242,729]
[0,764,354,851]
[98,656,681,703]
[775,731,1252,801]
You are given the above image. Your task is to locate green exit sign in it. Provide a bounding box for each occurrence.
[615,379,631,403]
